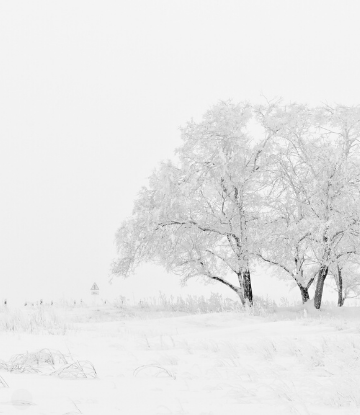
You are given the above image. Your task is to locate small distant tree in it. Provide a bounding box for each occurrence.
[112,101,274,306]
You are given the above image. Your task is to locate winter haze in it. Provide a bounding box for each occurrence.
[1,0,360,304]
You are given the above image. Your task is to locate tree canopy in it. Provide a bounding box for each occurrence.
[112,100,360,309]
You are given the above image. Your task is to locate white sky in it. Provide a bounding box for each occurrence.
[1,0,360,305]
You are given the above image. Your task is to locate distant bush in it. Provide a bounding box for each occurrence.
[0,306,71,334]
[130,292,283,315]
[113,295,128,309]
[135,292,245,314]
[250,295,278,315]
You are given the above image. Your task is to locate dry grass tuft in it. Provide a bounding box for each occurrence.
[133,364,176,380]
[0,374,8,387]
[2,348,68,373]
[0,306,71,334]
[0,348,97,380]
[51,360,97,379]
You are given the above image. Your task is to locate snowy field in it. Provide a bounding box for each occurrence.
[0,303,360,415]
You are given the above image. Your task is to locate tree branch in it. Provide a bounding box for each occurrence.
[256,253,292,275]
[205,249,237,273]
[157,220,227,237]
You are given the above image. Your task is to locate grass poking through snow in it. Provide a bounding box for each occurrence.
[0,296,359,414]
[0,348,97,384]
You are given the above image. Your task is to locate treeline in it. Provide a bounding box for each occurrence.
[112,100,360,309]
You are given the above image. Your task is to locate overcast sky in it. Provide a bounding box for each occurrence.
[1,0,360,305]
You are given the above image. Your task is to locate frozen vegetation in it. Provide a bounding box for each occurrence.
[0,297,360,414]
[112,101,360,310]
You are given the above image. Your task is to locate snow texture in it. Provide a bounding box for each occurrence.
[0,304,360,414]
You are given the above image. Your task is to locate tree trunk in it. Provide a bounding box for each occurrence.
[242,269,253,306]
[314,265,329,309]
[234,287,246,307]
[208,274,246,306]
[298,284,310,303]
[336,266,344,307]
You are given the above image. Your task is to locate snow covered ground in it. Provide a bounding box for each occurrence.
[0,303,360,415]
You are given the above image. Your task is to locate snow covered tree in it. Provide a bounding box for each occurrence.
[112,100,360,310]
[254,106,317,303]
[309,106,360,308]
[328,248,360,306]
[258,102,360,309]
[111,101,274,306]
[330,260,360,306]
